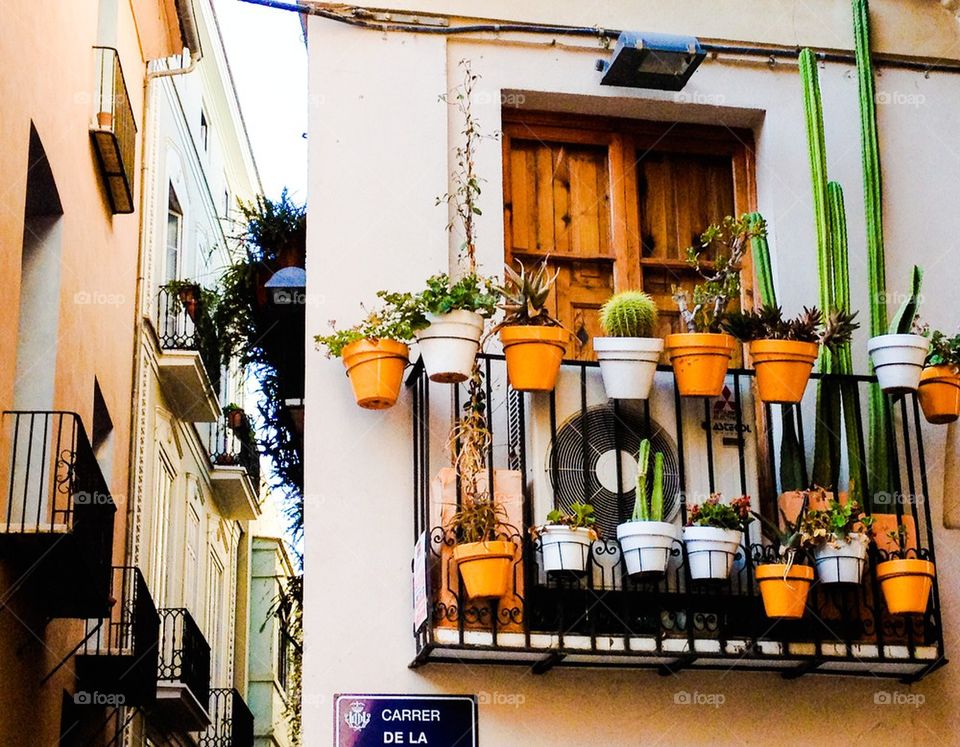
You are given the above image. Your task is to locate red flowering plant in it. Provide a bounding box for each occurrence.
[686,494,754,530]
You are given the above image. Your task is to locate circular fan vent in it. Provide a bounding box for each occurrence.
[545,404,680,539]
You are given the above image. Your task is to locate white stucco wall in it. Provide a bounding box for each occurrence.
[305,6,960,745]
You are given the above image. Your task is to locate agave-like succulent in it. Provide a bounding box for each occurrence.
[722,304,856,349]
[496,258,561,327]
[819,308,859,351]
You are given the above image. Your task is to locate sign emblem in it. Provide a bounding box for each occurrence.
[344,701,371,732]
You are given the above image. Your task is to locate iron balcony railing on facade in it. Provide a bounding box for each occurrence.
[158,607,212,709]
[199,688,255,747]
[208,415,260,487]
[409,353,946,681]
[90,46,137,214]
[0,410,116,618]
[157,285,223,393]
[77,566,161,705]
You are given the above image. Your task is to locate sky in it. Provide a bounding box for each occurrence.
[213,0,308,203]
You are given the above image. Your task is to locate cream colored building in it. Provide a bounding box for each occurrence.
[303,2,960,745]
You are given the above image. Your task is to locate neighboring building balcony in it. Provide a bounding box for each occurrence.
[0,411,116,618]
[90,46,137,214]
[409,354,946,682]
[155,285,221,422]
[76,566,160,705]
[198,688,255,747]
[154,607,212,732]
[207,414,260,521]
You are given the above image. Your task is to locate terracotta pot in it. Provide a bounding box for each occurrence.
[755,563,814,619]
[453,540,515,599]
[96,111,113,128]
[341,339,409,410]
[499,326,569,392]
[876,559,935,615]
[918,365,960,424]
[749,339,819,404]
[664,333,736,397]
[226,409,246,430]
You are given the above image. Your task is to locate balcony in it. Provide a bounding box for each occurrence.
[90,47,137,214]
[155,286,221,422]
[0,411,116,618]
[154,608,212,731]
[409,354,946,682]
[208,416,260,521]
[198,688,255,747]
[76,566,160,705]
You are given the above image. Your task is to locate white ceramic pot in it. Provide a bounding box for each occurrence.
[593,337,664,400]
[415,310,485,383]
[813,532,870,584]
[867,334,931,393]
[616,520,679,576]
[682,526,744,581]
[538,525,596,574]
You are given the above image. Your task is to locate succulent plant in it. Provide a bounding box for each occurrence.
[599,291,658,338]
[722,304,858,350]
[887,265,923,335]
[632,438,666,522]
[495,258,561,327]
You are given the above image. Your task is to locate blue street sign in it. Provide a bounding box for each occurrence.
[335,694,478,746]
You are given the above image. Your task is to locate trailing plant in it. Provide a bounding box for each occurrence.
[672,214,765,333]
[449,363,492,503]
[543,502,597,531]
[494,258,562,328]
[631,439,666,522]
[752,493,811,560]
[887,265,923,335]
[314,304,417,358]
[926,329,960,367]
[722,305,859,348]
[599,290,658,338]
[686,495,754,530]
[223,403,243,414]
[799,497,874,546]
[378,273,498,333]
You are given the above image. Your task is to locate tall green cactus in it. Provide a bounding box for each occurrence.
[632,438,664,522]
[853,0,892,503]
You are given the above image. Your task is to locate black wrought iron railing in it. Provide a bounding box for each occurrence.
[199,688,255,747]
[91,46,137,214]
[78,566,160,704]
[158,608,211,708]
[208,416,260,487]
[157,286,222,392]
[409,353,946,681]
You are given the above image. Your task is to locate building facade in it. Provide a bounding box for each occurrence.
[303,2,960,745]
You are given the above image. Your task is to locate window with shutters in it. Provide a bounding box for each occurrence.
[502,112,756,360]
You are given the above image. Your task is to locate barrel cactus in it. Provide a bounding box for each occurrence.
[599,291,658,338]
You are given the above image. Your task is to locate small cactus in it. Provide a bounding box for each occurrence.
[631,439,666,522]
[599,291,658,338]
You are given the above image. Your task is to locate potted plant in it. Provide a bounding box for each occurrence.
[533,502,597,575]
[163,279,203,320]
[616,439,678,577]
[918,329,960,424]
[723,305,859,404]
[799,497,874,585]
[752,497,815,619]
[223,403,246,430]
[682,494,752,581]
[494,258,569,392]
[867,265,930,393]
[314,304,414,410]
[667,215,766,397]
[383,274,497,384]
[214,453,239,466]
[593,291,663,400]
[875,525,936,615]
